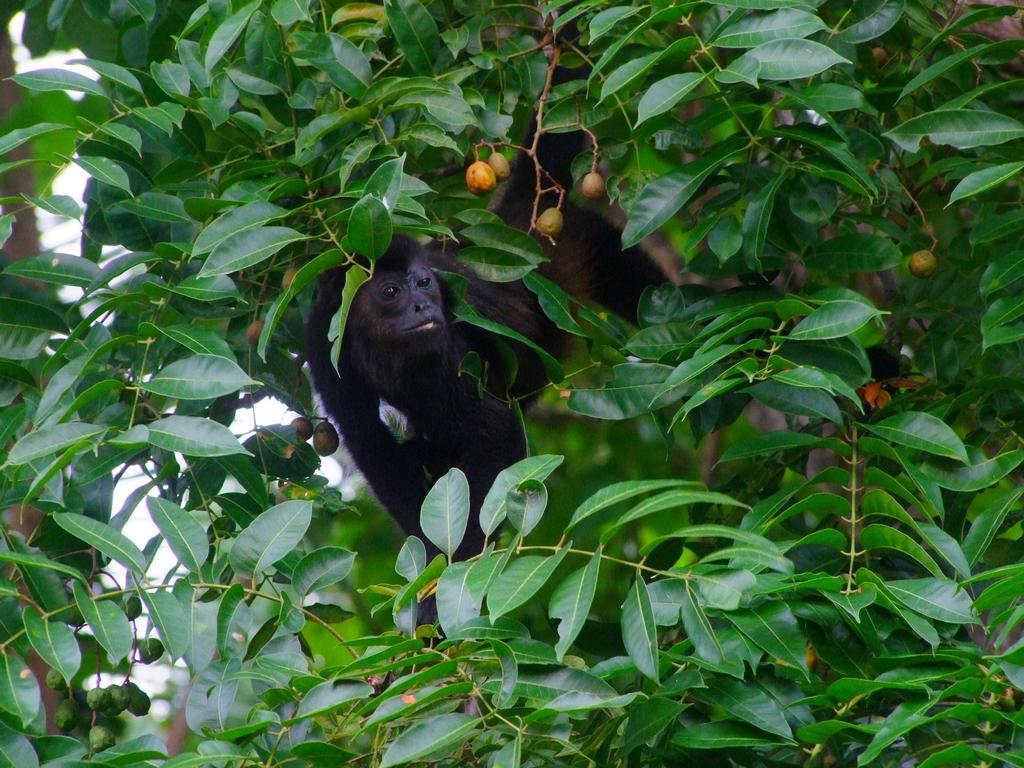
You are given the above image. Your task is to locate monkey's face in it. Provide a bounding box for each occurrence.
[364,261,446,347]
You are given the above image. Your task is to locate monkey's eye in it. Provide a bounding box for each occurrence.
[380,285,399,299]
[416,276,431,288]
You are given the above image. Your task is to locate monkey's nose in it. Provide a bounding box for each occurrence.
[414,303,424,312]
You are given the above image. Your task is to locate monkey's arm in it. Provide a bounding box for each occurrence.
[305,285,430,537]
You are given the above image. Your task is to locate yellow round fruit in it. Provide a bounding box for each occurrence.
[536,207,563,237]
[487,152,511,181]
[908,249,936,278]
[581,171,606,200]
[465,161,497,195]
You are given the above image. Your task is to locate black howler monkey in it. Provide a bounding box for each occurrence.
[306,80,668,560]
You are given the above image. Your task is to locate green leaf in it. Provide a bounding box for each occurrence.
[860,524,943,577]
[294,547,356,596]
[142,354,257,400]
[192,202,286,255]
[962,488,1023,566]
[75,155,132,194]
[623,146,743,247]
[22,193,82,220]
[600,51,660,103]
[23,608,81,683]
[487,546,569,621]
[729,601,807,674]
[569,363,672,420]
[347,195,393,260]
[8,422,106,465]
[806,233,903,273]
[0,723,37,768]
[568,479,698,530]
[549,549,601,661]
[863,411,968,462]
[4,254,99,288]
[115,192,192,223]
[200,226,307,277]
[142,590,190,659]
[384,0,439,74]
[980,251,1024,296]
[622,578,659,682]
[491,638,518,707]
[839,0,904,43]
[703,677,793,739]
[680,584,723,662]
[887,578,977,624]
[479,455,563,536]
[72,581,132,662]
[0,654,41,729]
[742,172,785,267]
[204,0,260,71]
[719,38,849,84]
[856,700,933,766]
[272,0,311,25]
[747,380,842,423]
[623,698,687,755]
[294,680,373,722]
[229,500,312,578]
[52,513,147,576]
[947,162,1024,206]
[147,497,209,573]
[604,490,748,542]
[884,109,1024,153]
[673,721,782,748]
[0,123,69,156]
[789,300,880,340]
[720,430,826,461]
[919,450,1024,492]
[12,68,105,96]
[437,561,482,635]
[713,9,826,48]
[148,416,248,457]
[420,468,470,558]
[151,60,191,97]
[380,714,477,767]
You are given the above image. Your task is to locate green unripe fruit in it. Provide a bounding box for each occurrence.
[104,684,129,715]
[62,605,84,626]
[45,667,65,690]
[908,249,936,278]
[54,700,77,731]
[89,725,116,752]
[138,638,164,664]
[536,207,564,238]
[86,687,108,711]
[126,683,151,716]
[124,595,142,620]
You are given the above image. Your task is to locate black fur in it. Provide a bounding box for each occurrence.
[306,111,668,560]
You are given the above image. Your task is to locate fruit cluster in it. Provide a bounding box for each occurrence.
[465,152,607,240]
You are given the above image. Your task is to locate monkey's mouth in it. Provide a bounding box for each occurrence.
[404,318,443,333]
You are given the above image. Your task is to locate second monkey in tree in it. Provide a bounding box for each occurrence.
[306,66,668,560]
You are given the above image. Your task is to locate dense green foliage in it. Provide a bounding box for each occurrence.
[2,0,1024,765]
